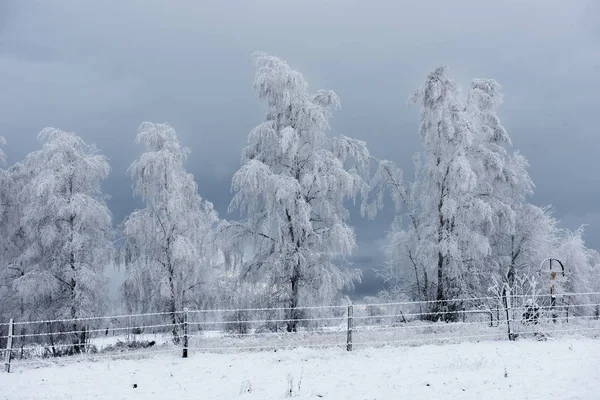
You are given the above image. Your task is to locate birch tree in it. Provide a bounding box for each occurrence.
[371,69,572,323]
[0,137,18,323]
[367,155,427,303]
[0,162,31,323]
[407,67,493,316]
[222,52,370,332]
[121,122,218,343]
[554,227,600,315]
[371,68,519,316]
[12,128,112,351]
[465,80,551,295]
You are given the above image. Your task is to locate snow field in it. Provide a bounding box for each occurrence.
[2,338,600,399]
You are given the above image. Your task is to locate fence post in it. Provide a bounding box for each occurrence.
[4,319,14,373]
[182,308,189,358]
[503,287,515,341]
[346,304,353,352]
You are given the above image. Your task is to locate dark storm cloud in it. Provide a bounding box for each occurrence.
[1,0,599,297]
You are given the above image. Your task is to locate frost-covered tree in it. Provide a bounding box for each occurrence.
[405,67,491,314]
[0,162,31,323]
[0,137,19,324]
[464,80,558,296]
[463,78,513,294]
[367,155,426,303]
[504,203,556,285]
[370,68,592,325]
[11,128,112,350]
[371,68,547,317]
[553,227,600,315]
[121,122,218,343]
[221,52,370,332]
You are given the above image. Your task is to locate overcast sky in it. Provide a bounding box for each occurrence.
[1,0,599,298]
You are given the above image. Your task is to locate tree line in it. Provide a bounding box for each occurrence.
[0,53,598,345]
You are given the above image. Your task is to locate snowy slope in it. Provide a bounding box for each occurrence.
[2,338,599,399]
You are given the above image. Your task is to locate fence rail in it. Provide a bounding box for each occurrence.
[3,291,600,372]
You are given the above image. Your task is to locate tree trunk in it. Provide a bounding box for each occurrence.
[287,268,300,333]
[508,235,516,288]
[66,178,84,354]
[507,263,515,289]
[70,281,84,354]
[168,269,180,344]
[436,251,445,302]
[285,206,301,333]
[434,251,447,321]
[69,234,84,354]
[435,186,448,321]
[163,161,179,344]
[410,253,423,316]
[70,288,81,354]
[47,322,56,358]
[67,205,85,354]
[422,270,429,303]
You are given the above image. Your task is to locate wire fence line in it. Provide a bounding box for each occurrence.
[3,291,595,327]
[2,291,600,372]
[3,302,597,340]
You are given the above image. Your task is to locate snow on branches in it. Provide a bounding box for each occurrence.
[12,128,112,333]
[121,122,218,342]
[373,67,562,317]
[222,53,370,331]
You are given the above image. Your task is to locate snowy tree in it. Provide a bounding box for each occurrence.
[11,128,112,351]
[464,80,558,296]
[0,162,31,323]
[0,137,19,324]
[463,78,513,294]
[220,52,370,332]
[369,67,571,321]
[402,67,492,316]
[511,204,556,279]
[366,154,428,303]
[553,227,600,316]
[121,122,218,343]
[370,68,547,318]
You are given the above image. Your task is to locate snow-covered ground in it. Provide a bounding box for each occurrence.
[2,338,599,399]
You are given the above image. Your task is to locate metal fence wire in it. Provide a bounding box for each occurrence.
[3,292,600,372]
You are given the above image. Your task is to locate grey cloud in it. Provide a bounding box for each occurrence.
[1,0,599,298]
